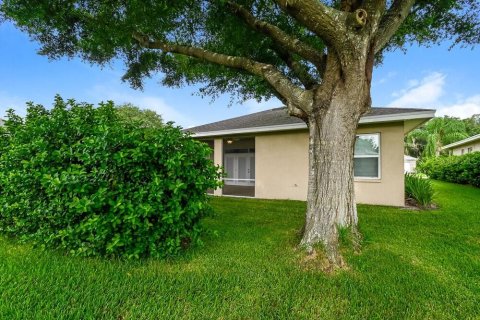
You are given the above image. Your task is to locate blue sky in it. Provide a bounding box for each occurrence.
[1,21,479,128]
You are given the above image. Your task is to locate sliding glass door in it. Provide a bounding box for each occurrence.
[224,153,255,186]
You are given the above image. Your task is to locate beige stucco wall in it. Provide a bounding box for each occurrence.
[255,131,309,201]
[451,140,480,155]
[254,122,405,206]
[354,123,405,206]
[213,138,223,196]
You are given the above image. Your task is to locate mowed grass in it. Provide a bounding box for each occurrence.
[1,181,479,319]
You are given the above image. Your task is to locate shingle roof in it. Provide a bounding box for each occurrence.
[188,107,434,134]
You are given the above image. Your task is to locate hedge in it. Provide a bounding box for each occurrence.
[417,152,480,187]
[0,96,222,258]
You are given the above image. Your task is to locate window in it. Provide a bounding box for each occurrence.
[468,147,473,153]
[462,149,465,155]
[354,133,380,179]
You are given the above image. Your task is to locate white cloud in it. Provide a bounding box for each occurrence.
[88,85,195,127]
[386,72,480,119]
[388,72,446,108]
[375,71,397,85]
[437,95,480,119]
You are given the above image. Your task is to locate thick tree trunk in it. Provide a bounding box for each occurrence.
[300,91,366,267]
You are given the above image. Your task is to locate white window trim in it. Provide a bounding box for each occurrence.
[354,133,381,180]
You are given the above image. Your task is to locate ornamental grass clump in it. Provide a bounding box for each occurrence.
[405,173,434,208]
[0,96,221,258]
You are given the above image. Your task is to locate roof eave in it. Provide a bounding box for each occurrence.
[192,110,436,138]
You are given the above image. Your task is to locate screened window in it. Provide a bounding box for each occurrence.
[354,133,380,178]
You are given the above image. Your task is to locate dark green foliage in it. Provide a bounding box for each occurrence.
[463,114,480,136]
[0,96,221,258]
[418,153,480,187]
[1,1,479,102]
[404,173,434,208]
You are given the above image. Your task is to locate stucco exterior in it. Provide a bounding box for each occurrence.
[253,122,405,206]
[206,122,405,206]
[354,123,405,206]
[450,140,480,155]
[442,134,480,155]
[255,131,309,201]
[193,107,434,207]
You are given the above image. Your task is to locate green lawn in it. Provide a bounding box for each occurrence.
[1,181,479,319]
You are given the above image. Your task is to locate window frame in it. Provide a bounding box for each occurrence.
[354,133,381,180]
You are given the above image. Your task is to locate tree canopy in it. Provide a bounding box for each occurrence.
[116,103,163,128]
[464,114,480,136]
[1,0,479,104]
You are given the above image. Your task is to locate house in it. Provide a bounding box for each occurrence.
[404,155,418,173]
[441,134,480,155]
[188,107,435,206]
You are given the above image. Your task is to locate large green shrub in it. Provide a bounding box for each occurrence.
[418,153,480,187]
[0,96,221,258]
[404,173,434,208]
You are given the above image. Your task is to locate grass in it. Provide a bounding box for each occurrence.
[1,181,479,319]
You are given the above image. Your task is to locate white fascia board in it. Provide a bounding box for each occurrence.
[193,123,306,138]
[192,110,436,138]
[359,110,435,124]
[442,133,480,150]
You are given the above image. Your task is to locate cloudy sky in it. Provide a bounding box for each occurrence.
[0,21,479,128]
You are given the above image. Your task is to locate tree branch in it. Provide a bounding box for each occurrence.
[375,0,416,53]
[273,45,318,89]
[225,1,324,69]
[132,31,313,114]
[272,0,347,49]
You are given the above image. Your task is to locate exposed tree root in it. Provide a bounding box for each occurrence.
[299,225,363,273]
[299,247,349,273]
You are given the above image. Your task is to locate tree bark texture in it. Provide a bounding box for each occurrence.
[302,102,360,265]
[300,49,372,266]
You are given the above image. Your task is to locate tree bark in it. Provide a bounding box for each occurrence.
[300,65,370,267]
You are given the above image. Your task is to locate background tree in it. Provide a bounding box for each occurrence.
[116,103,163,128]
[404,130,427,158]
[463,114,480,136]
[406,116,470,158]
[1,0,479,268]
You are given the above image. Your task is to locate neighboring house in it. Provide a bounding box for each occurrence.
[188,107,435,206]
[441,134,480,155]
[404,155,417,173]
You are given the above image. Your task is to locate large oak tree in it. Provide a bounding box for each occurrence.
[2,0,479,267]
